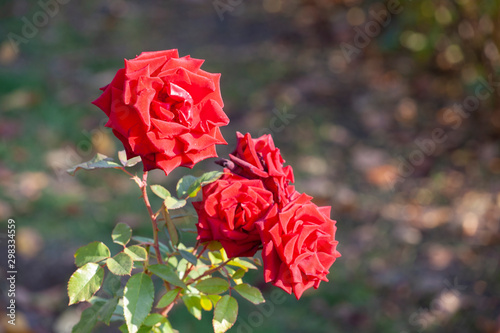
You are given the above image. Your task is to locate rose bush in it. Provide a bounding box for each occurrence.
[256,192,341,299]
[227,132,295,206]
[92,49,229,175]
[68,49,340,333]
[194,172,275,258]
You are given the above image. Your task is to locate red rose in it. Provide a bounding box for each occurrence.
[92,49,229,175]
[193,172,275,258]
[256,192,340,299]
[227,132,295,206]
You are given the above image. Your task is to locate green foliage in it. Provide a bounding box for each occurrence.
[67,165,267,333]
[227,257,258,270]
[156,289,181,308]
[74,241,110,267]
[118,150,141,167]
[231,269,245,280]
[131,236,171,255]
[164,196,187,210]
[176,171,223,199]
[182,295,203,320]
[124,245,148,261]
[107,253,134,276]
[151,185,171,200]
[176,175,197,198]
[162,206,179,247]
[68,263,104,305]
[72,301,103,333]
[178,249,197,266]
[103,272,122,297]
[112,223,132,246]
[233,284,265,304]
[195,278,230,295]
[213,295,238,333]
[67,153,121,175]
[148,264,187,289]
[123,273,155,333]
[99,297,119,325]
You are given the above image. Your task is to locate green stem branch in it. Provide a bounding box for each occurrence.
[187,259,232,285]
[140,171,164,265]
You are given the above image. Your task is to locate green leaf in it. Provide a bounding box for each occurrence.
[99,297,119,325]
[125,245,148,261]
[182,295,202,320]
[178,249,197,266]
[112,303,124,319]
[213,295,238,333]
[207,241,223,252]
[126,156,141,167]
[132,236,170,255]
[107,252,133,276]
[233,284,265,304]
[103,272,122,297]
[151,185,171,200]
[158,320,175,333]
[164,197,186,210]
[74,241,110,267]
[148,264,186,289]
[227,258,258,271]
[118,150,128,165]
[208,251,223,265]
[156,289,180,308]
[137,326,153,333]
[123,273,155,333]
[232,269,246,280]
[118,150,141,167]
[72,302,103,333]
[143,313,166,327]
[176,175,197,198]
[67,153,122,176]
[186,264,210,280]
[167,256,178,267]
[112,223,132,246]
[162,207,179,247]
[186,171,223,198]
[195,278,229,295]
[68,263,104,305]
[219,267,235,279]
[176,258,189,274]
[207,295,221,307]
[253,257,262,266]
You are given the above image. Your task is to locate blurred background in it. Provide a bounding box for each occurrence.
[1,0,500,332]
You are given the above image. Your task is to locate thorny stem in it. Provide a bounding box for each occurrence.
[160,299,177,317]
[140,171,164,266]
[138,171,177,317]
[222,267,232,296]
[182,242,208,280]
[187,259,232,285]
[120,167,135,178]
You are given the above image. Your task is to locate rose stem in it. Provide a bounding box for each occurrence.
[140,171,164,265]
[187,259,232,285]
[181,242,208,280]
